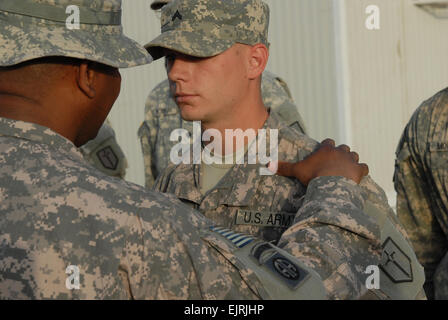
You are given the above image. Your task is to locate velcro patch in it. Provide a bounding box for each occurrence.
[250,242,310,290]
[380,237,413,283]
[96,146,118,170]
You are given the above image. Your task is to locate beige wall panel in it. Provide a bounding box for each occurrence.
[343,0,406,202]
[264,0,341,143]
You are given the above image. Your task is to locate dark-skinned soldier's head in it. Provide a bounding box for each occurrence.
[0,0,152,146]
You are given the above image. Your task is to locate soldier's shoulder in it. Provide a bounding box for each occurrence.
[402,87,448,149]
[60,154,185,217]
[271,112,318,158]
[411,87,448,126]
[153,161,191,192]
[262,70,292,99]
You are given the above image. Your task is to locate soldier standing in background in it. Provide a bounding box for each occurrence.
[138,0,307,188]
[0,0,387,300]
[394,88,448,300]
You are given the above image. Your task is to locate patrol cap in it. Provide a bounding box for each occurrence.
[0,0,152,68]
[145,0,270,61]
[151,0,170,11]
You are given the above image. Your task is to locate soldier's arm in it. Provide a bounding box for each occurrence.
[275,140,425,299]
[124,191,326,300]
[138,89,162,188]
[138,120,157,188]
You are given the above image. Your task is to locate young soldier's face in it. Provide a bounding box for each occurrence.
[166,44,249,125]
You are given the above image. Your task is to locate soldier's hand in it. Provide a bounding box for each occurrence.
[269,139,369,186]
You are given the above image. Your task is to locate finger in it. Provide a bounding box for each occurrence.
[275,161,298,178]
[351,152,359,163]
[337,144,351,153]
[359,163,369,177]
[267,161,278,174]
[321,139,336,147]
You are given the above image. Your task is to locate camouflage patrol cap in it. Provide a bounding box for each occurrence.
[151,0,171,11]
[0,0,152,68]
[145,0,270,61]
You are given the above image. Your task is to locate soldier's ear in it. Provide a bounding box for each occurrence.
[247,44,269,80]
[76,61,97,99]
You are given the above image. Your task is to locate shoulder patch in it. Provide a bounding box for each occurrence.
[380,237,413,283]
[250,242,310,290]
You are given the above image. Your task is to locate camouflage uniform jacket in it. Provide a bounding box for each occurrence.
[154,111,419,299]
[394,87,448,300]
[0,117,268,300]
[138,71,307,188]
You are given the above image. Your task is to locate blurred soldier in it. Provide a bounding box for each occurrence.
[0,0,393,301]
[394,88,448,300]
[138,0,307,188]
[146,0,425,300]
[80,120,128,179]
[0,0,334,300]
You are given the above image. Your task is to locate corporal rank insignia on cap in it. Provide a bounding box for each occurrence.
[96,146,119,171]
[210,226,254,248]
[380,237,413,283]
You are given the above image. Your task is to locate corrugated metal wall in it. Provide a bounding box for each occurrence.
[109,0,448,206]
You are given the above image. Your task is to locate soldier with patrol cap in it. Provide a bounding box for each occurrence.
[0,0,383,300]
[146,0,426,300]
[138,0,307,188]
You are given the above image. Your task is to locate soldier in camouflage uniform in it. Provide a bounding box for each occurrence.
[138,0,307,188]
[146,0,426,299]
[80,120,128,179]
[394,88,448,300]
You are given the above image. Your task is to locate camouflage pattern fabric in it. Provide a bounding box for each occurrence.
[434,252,448,300]
[138,71,307,188]
[80,120,128,179]
[145,0,270,60]
[0,117,267,299]
[394,87,448,300]
[0,0,151,68]
[153,111,420,299]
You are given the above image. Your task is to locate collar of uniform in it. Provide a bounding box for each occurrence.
[0,117,84,162]
[171,111,288,207]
